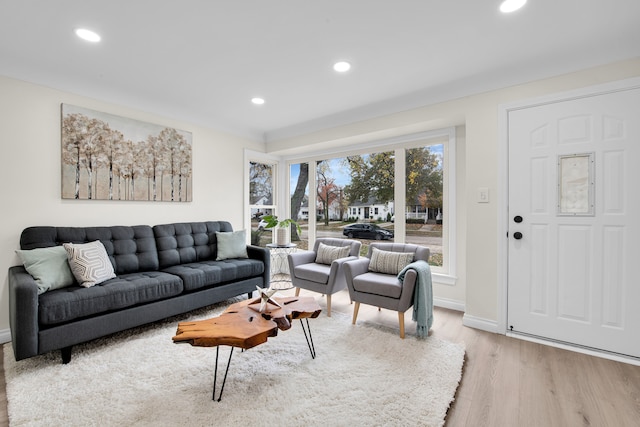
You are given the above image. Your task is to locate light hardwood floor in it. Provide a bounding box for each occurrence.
[2,288,639,426]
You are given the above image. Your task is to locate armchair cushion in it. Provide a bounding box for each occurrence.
[293,262,331,285]
[315,242,350,265]
[353,272,403,298]
[368,247,414,275]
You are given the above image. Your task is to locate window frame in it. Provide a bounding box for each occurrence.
[281,127,457,285]
[244,150,282,243]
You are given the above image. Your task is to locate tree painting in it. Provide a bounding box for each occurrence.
[61,104,192,202]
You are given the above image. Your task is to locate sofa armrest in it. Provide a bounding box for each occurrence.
[246,245,271,287]
[8,266,40,361]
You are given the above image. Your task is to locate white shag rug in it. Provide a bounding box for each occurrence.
[4,299,465,427]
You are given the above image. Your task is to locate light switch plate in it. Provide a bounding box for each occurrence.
[478,187,489,203]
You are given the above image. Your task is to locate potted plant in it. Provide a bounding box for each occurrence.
[261,215,301,246]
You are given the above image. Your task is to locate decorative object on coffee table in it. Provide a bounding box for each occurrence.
[252,285,281,312]
[173,296,321,401]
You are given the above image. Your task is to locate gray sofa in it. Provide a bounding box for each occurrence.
[8,221,269,363]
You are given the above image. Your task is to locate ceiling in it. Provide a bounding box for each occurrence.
[1,1,639,143]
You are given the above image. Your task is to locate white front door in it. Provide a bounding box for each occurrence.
[507,86,640,358]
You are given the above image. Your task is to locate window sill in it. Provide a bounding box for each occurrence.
[432,272,457,286]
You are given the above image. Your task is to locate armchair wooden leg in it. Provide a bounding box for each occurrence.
[326,294,332,317]
[352,302,360,325]
[398,312,405,339]
[295,287,301,296]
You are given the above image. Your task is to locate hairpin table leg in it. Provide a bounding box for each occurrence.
[300,318,316,359]
[212,346,234,401]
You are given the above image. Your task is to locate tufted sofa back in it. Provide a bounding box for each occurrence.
[20,225,159,275]
[19,221,238,275]
[153,221,233,269]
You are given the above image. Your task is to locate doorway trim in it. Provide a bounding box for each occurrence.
[497,76,640,340]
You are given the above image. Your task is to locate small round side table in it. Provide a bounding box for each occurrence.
[266,243,297,290]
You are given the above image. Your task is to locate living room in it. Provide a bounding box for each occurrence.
[1,1,640,425]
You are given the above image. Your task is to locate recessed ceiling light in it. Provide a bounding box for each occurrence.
[333,61,351,73]
[75,28,101,42]
[499,0,527,13]
[251,97,265,105]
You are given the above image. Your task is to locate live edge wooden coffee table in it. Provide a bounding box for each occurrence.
[173,296,322,401]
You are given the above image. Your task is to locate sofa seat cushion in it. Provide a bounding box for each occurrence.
[162,258,265,292]
[352,272,402,299]
[293,263,330,285]
[38,272,183,325]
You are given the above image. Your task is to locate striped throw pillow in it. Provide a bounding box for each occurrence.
[315,242,350,265]
[368,247,414,275]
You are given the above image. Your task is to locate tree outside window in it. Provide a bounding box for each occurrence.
[249,161,275,246]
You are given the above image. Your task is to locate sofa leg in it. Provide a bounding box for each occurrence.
[326,295,332,317]
[61,346,72,364]
[247,291,253,299]
[295,288,301,296]
[398,313,405,339]
[352,302,360,325]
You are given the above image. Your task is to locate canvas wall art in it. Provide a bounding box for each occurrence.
[61,104,193,202]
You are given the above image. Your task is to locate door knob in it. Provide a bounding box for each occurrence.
[514,215,523,223]
[513,232,523,240]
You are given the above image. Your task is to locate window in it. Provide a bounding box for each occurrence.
[405,144,444,267]
[248,160,276,247]
[312,152,394,255]
[290,162,310,249]
[284,128,456,281]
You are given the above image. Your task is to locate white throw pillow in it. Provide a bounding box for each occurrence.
[315,242,350,265]
[215,230,248,260]
[368,247,414,275]
[63,241,116,288]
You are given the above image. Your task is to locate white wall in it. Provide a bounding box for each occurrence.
[266,58,640,327]
[0,75,265,334]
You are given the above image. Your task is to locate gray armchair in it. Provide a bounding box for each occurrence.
[343,243,430,338]
[287,238,361,316]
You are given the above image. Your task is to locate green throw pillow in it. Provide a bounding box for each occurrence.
[16,246,76,294]
[216,230,248,260]
[368,247,414,275]
[315,242,350,265]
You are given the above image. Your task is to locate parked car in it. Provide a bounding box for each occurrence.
[343,223,394,240]
[257,219,271,231]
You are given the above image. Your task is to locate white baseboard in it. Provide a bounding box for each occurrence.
[462,313,498,333]
[433,297,465,312]
[0,328,11,344]
[507,332,640,366]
